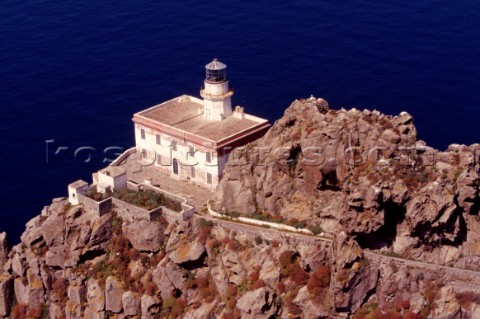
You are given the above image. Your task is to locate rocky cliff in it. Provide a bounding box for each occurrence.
[215,97,480,268]
[1,97,480,319]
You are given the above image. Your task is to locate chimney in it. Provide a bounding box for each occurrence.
[234,105,245,119]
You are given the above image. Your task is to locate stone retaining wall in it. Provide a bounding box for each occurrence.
[207,202,316,236]
[193,215,330,247]
[75,180,193,223]
[364,251,480,292]
[77,193,112,217]
[111,198,161,222]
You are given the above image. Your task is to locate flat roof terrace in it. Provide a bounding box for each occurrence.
[133,95,270,144]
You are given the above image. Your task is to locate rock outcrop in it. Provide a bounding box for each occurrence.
[0,97,479,318]
[215,97,480,266]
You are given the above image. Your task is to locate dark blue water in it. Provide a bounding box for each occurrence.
[1,0,480,242]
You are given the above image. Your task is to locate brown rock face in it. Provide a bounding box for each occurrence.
[1,98,479,319]
[215,97,480,265]
[0,276,13,318]
[122,220,164,252]
[122,291,141,316]
[236,287,277,319]
[0,233,9,272]
[331,233,379,314]
[105,276,123,313]
[86,278,105,312]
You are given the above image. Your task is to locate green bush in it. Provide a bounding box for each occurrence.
[112,189,182,211]
[225,211,241,218]
[307,225,323,235]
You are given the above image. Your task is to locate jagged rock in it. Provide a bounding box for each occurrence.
[128,260,147,282]
[68,285,86,305]
[84,307,104,319]
[13,277,29,305]
[333,232,363,270]
[331,232,379,313]
[39,263,52,291]
[122,220,164,252]
[11,255,25,277]
[49,303,64,319]
[219,181,255,214]
[89,214,113,247]
[221,249,246,285]
[391,180,409,204]
[152,263,174,300]
[183,301,217,319]
[293,286,329,318]
[26,268,45,306]
[122,291,141,316]
[0,233,9,271]
[141,294,161,318]
[457,171,479,214]
[42,213,65,247]
[165,262,186,290]
[105,276,123,313]
[65,300,83,319]
[0,276,13,318]
[25,249,39,275]
[430,286,465,319]
[21,216,44,247]
[236,287,276,319]
[210,262,228,297]
[87,278,105,312]
[169,239,205,265]
[45,248,66,268]
[333,264,379,313]
[381,129,401,143]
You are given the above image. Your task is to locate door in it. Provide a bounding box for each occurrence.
[173,159,179,175]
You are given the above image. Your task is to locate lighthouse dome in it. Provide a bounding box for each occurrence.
[205,59,227,83]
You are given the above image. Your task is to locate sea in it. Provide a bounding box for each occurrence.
[1,0,479,243]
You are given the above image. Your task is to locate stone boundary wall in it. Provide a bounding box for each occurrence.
[162,207,186,224]
[207,202,316,236]
[77,193,112,217]
[127,181,194,221]
[75,180,193,222]
[193,215,330,247]
[111,198,161,222]
[109,147,136,166]
[364,252,480,292]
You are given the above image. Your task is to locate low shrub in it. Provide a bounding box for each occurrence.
[307,265,331,295]
[307,225,323,235]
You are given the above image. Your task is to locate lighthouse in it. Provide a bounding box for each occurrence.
[132,59,270,188]
[200,58,234,121]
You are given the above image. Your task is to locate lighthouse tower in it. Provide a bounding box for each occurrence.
[200,59,234,121]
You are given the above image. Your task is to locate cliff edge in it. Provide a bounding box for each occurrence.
[215,97,480,267]
[0,97,479,318]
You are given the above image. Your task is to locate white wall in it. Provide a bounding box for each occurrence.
[134,124,221,189]
[203,80,232,120]
[204,81,229,95]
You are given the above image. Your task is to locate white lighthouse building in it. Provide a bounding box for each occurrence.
[200,59,234,121]
[132,59,270,189]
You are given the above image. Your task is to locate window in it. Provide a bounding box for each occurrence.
[189,145,195,155]
[141,149,147,160]
[140,128,145,140]
[191,166,196,178]
[205,108,211,118]
[156,154,162,165]
[206,152,211,163]
[156,134,161,145]
[207,173,212,184]
[171,140,177,151]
